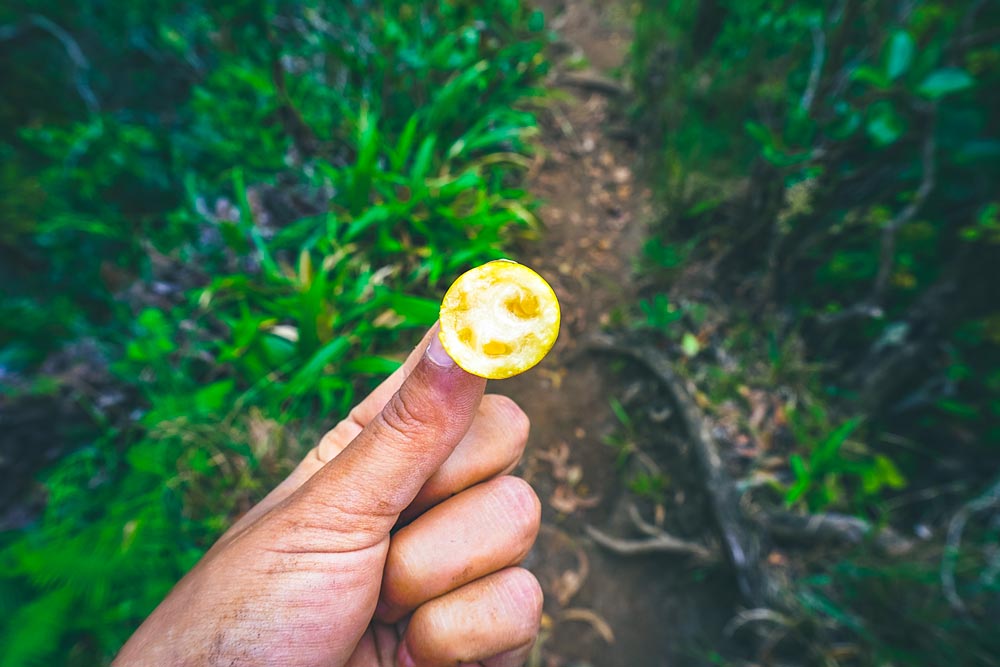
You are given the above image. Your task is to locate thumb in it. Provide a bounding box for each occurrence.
[288,330,486,536]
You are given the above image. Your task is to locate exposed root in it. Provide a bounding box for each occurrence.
[942,475,1000,613]
[554,71,630,97]
[762,510,915,557]
[585,333,775,606]
[586,524,714,560]
[586,503,715,560]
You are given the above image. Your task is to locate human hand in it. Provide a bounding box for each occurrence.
[115,327,542,667]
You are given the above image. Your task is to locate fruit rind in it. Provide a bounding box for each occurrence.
[439,260,560,379]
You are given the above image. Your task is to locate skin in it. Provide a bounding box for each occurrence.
[115,326,543,667]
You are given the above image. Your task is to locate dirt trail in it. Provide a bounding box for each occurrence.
[497,2,738,665]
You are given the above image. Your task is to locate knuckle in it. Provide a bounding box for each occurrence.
[379,559,415,611]
[491,476,541,544]
[314,419,362,462]
[380,388,436,442]
[491,394,531,448]
[499,568,544,635]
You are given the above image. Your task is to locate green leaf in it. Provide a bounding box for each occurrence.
[937,399,980,419]
[609,397,632,429]
[284,336,351,397]
[866,102,904,146]
[193,380,236,414]
[850,65,890,89]
[681,332,701,357]
[528,9,545,32]
[744,121,774,147]
[1,587,75,667]
[885,30,915,80]
[351,107,380,216]
[344,205,393,242]
[916,68,974,99]
[344,356,403,376]
[383,293,440,326]
[785,454,811,505]
[814,416,863,468]
[876,455,906,490]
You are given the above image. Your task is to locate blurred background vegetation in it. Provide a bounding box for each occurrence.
[1,0,998,665]
[629,0,999,664]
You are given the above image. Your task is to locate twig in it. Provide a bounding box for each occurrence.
[4,15,100,113]
[873,118,937,300]
[585,333,774,606]
[941,475,1000,613]
[817,119,937,328]
[723,607,794,638]
[799,21,826,114]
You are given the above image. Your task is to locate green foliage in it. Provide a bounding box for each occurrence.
[799,548,1000,666]
[784,410,905,512]
[633,0,999,663]
[0,1,547,663]
[604,398,669,504]
[634,0,1000,453]
[636,294,684,331]
[633,0,1000,475]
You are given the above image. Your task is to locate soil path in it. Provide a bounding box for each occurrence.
[498,2,738,665]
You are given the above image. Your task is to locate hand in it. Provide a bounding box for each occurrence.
[115,327,542,666]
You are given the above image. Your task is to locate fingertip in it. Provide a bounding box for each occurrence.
[424,326,456,368]
[410,324,485,402]
[501,567,544,627]
[402,568,544,666]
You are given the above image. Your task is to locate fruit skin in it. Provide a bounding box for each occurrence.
[438,260,561,380]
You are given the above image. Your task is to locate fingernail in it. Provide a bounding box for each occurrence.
[397,641,416,667]
[425,329,456,369]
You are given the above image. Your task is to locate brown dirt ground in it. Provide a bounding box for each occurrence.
[497,2,740,665]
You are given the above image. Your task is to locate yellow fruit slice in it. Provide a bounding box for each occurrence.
[439,260,561,379]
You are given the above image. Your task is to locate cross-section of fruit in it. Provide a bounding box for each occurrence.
[439,260,561,379]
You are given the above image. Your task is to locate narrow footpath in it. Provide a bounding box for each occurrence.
[500,2,738,665]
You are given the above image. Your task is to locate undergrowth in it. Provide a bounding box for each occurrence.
[630,0,999,664]
[0,1,548,664]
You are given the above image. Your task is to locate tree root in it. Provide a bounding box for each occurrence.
[554,71,630,97]
[583,333,919,608]
[586,504,715,560]
[585,333,775,606]
[941,475,1000,612]
[761,510,914,557]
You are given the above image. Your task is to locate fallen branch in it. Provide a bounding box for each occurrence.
[585,333,775,606]
[555,71,630,97]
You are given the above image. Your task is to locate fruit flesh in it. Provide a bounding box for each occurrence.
[439,260,560,379]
